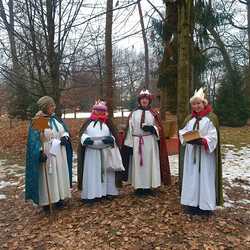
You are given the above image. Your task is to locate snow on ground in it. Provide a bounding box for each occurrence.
[0,144,249,207]
[168,144,250,182]
[63,111,130,119]
[0,194,6,200]
[223,144,250,183]
[0,159,23,199]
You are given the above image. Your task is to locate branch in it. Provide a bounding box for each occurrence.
[146,0,165,21]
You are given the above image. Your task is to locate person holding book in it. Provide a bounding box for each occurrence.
[121,89,171,196]
[179,88,223,216]
[25,96,72,211]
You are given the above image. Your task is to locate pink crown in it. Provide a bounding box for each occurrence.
[92,100,107,111]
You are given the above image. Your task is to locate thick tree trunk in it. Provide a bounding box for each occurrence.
[138,0,150,89]
[158,1,178,120]
[177,0,193,127]
[104,0,114,118]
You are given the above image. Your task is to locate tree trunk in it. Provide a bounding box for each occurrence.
[247,0,250,100]
[138,0,150,89]
[0,0,19,79]
[104,0,114,118]
[46,0,61,116]
[158,1,178,120]
[177,0,193,127]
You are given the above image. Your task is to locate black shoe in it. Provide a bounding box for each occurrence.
[42,205,51,214]
[54,200,65,209]
[198,209,214,217]
[183,206,200,215]
[143,189,156,196]
[134,188,144,196]
[103,195,116,201]
[82,198,97,206]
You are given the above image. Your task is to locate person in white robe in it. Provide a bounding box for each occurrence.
[25,96,72,212]
[179,88,223,216]
[122,89,171,196]
[77,100,124,203]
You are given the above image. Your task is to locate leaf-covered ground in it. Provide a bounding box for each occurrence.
[0,117,249,249]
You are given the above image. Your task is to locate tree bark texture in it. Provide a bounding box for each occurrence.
[158,1,178,119]
[104,0,114,118]
[138,0,150,89]
[177,0,193,127]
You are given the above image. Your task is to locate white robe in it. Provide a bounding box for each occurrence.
[124,109,161,189]
[38,118,71,206]
[179,116,218,210]
[80,121,119,199]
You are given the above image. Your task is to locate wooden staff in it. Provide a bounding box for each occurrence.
[32,116,53,217]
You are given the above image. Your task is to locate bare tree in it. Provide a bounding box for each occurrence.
[104,0,114,117]
[137,0,150,89]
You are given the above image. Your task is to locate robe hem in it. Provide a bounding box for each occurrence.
[181,200,215,211]
[39,194,71,206]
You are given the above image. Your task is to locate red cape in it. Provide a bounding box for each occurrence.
[121,108,171,185]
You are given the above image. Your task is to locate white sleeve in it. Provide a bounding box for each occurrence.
[81,132,90,145]
[203,120,218,153]
[124,118,133,147]
[179,123,190,145]
[44,128,54,141]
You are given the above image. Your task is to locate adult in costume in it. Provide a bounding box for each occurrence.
[77,101,124,202]
[122,89,171,195]
[25,96,72,210]
[179,88,223,215]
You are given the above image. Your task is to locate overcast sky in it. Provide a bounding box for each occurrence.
[71,0,165,51]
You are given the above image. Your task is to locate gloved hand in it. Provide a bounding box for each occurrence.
[39,151,47,163]
[142,125,156,134]
[128,146,133,155]
[102,136,114,145]
[187,138,203,145]
[60,136,68,146]
[83,137,94,145]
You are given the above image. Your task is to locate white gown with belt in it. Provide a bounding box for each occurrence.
[80,121,119,199]
[124,109,161,189]
[179,116,218,210]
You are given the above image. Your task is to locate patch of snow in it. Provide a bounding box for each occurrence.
[222,145,250,184]
[238,199,250,205]
[222,202,234,208]
[169,155,178,176]
[0,180,18,189]
[63,111,130,119]
[113,111,130,118]
[0,194,6,200]
[63,112,90,119]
